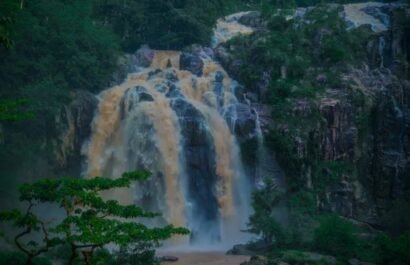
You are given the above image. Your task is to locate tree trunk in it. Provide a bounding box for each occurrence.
[25,257,33,265]
[82,250,93,265]
[67,245,77,265]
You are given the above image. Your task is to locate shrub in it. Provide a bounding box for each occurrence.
[375,232,410,265]
[382,200,410,236]
[313,215,359,258]
[246,179,287,246]
[0,251,51,265]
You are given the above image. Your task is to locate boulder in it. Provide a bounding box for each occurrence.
[135,45,155,67]
[179,52,204,76]
[240,256,268,265]
[159,256,179,262]
[238,11,265,28]
[55,90,98,175]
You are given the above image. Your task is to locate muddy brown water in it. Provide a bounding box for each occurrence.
[159,251,249,265]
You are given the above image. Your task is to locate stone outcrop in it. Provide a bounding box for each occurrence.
[54,90,98,176]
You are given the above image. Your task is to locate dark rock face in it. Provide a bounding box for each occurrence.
[111,46,155,85]
[225,103,257,140]
[120,86,155,119]
[170,97,221,243]
[135,45,155,67]
[55,90,98,176]
[215,4,410,226]
[179,51,204,76]
[159,256,179,262]
[240,256,267,265]
[227,241,271,256]
[319,67,409,223]
[319,97,355,161]
[215,37,273,101]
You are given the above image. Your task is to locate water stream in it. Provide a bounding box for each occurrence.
[84,44,253,246]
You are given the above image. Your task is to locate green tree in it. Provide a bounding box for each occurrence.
[246,179,286,246]
[0,0,19,48]
[94,0,250,51]
[0,171,189,265]
[375,232,410,265]
[0,99,33,121]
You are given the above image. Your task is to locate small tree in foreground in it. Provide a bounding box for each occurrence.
[0,171,189,265]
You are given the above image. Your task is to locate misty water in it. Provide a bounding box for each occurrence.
[83,13,257,249]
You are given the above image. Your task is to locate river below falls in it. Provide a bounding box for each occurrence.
[159,251,249,265]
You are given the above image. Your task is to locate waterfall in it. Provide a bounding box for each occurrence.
[212,12,254,47]
[343,3,388,33]
[83,49,252,246]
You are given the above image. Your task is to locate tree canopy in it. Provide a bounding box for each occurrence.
[0,171,189,265]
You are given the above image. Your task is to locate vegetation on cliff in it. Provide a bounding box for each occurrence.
[232,2,410,265]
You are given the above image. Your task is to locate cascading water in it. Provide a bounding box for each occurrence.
[83,44,253,245]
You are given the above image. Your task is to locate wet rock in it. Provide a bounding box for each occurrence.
[240,256,267,265]
[362,5,391,27]
[55,90,98,175]
[148,69,162,80]
[214,46,243,81]
[320,96,355,161]
[180,52,204,76]
[135,45,155,67]
[227,244,258,256]
[214,71,225,109]
[227,241,271,256]
[121,86,154,115]
[224,103,257,141]
[166,83,183,98]
[155,83,168,94]
[331,180,354,217]
[165,69,179,82]
[348,259,377,265]
[170,98,221,243]
[281,250,337,265]
[238,11,264,28]
[316,74,328,85]
[252,104,273,133]
[159,256,179,262]
[348,259,361,265]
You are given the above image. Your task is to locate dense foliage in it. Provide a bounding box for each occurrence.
[246,179,285,246]
[238,2,410,264]
[0,171,188,265]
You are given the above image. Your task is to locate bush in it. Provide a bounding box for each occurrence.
[313,215,359,258]
[281,250,338,265]
[90,249,116,265]
[0,251,25,265]
[246,179,287,246]
[115,242,159,265]
[375,232,410,265]
[382,200,410,236]
[0,251,51,265]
